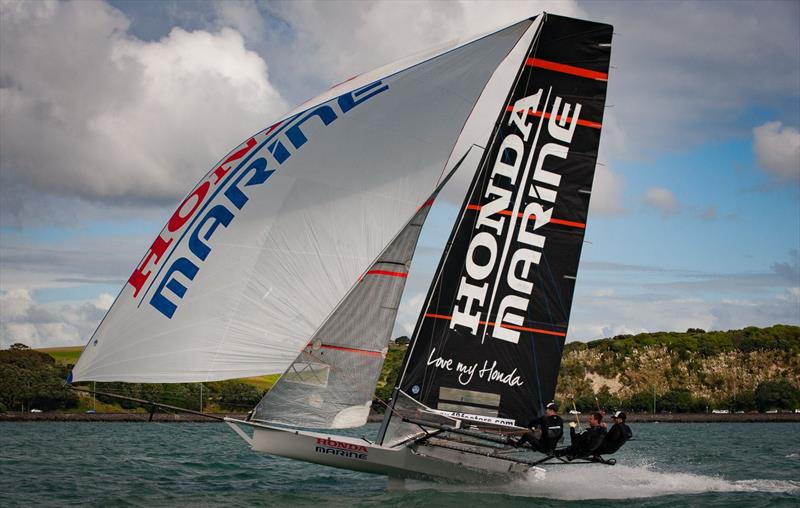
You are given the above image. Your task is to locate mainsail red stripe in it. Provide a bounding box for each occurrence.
[365,269,407,278]
[465,204,585,229]
[504,105,602,129]
[550,218,586,229]
[526,57,608,81]
[320,344,383,357]
[423,313,566,337]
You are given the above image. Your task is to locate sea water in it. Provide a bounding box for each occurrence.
[1,422,798,507]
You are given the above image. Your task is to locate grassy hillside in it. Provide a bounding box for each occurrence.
[11,324,798,414]
[4,346,281,414]
[37,346,82,365]
[37,346,281,393]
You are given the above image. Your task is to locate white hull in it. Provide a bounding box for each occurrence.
[226,418,541,483]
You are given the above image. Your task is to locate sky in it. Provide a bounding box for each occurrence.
[0,0,798,349]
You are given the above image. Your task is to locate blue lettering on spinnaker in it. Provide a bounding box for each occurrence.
[149,81,388,318]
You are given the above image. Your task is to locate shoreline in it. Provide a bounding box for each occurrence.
[2,411,799,423]
[0,412,249,422]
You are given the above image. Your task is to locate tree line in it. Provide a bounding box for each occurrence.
[2,324,799,414]
[0,344,262,413]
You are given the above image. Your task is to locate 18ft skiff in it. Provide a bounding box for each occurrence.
[71,12,613,483]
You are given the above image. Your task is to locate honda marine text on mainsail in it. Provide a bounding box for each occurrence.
[71,12,613,483]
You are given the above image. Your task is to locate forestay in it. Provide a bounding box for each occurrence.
[71,19,536,383]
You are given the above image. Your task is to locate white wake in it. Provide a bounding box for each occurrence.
[501,460,800,500]
[404,459,800,500]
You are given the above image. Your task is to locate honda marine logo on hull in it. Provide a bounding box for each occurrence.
[313,437,369,460]
[449,88,582,343]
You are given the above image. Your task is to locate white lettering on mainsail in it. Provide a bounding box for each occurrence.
[450,90,542,336]
[450,277,487,334]
[423,351,523,388]
[456,361,477,385]
[427,348,453,371]
[448,86,584,344]
[479,360,524,387]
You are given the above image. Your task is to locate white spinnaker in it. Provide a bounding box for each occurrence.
[72,18,538,383]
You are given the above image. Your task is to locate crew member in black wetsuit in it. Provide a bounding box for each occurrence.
[594,411,632,456]
[515,402,564,454]
[555,411,606,459]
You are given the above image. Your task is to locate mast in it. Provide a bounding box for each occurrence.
[379,13,613,445]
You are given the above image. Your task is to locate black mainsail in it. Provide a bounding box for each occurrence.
[380,14,612,443]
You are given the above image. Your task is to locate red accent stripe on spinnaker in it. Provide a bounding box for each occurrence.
[424,313,566,337]
[526,57,608,81]
[505,105,602,129]
[320,344,383,357]
[465,204,585,229]
[365,270,407,278]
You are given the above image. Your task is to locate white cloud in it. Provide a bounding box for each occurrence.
[590,163,627,216]
[396,291,427,337]
[93,293,115,311]
[0,0,288,213]
[0,289,109,348]
[259,0,584,103]
[644,186,678,216]
[569,291,799,342]
[570,252,800,341]
[753,121,800,182]
[588,1,800,160]
[0,230,146,291]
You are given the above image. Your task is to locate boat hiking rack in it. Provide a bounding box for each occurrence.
[403,417,617,467]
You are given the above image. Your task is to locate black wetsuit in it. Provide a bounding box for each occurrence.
[558,424,606,458]
[594,422,632,455]
[517,414,564,453]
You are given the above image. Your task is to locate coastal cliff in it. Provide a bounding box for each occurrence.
[555,325,800,412]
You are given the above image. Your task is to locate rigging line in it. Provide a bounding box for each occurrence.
[379,22,546,445]
[381,145,486,402]
[411,19,546,352]
[68,386,227,421]
[432,16,540,187]
[529,322,545,416]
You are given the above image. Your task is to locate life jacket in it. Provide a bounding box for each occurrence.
[596,423,632,455]
[541,415,564,451]
[544,415,564,442]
